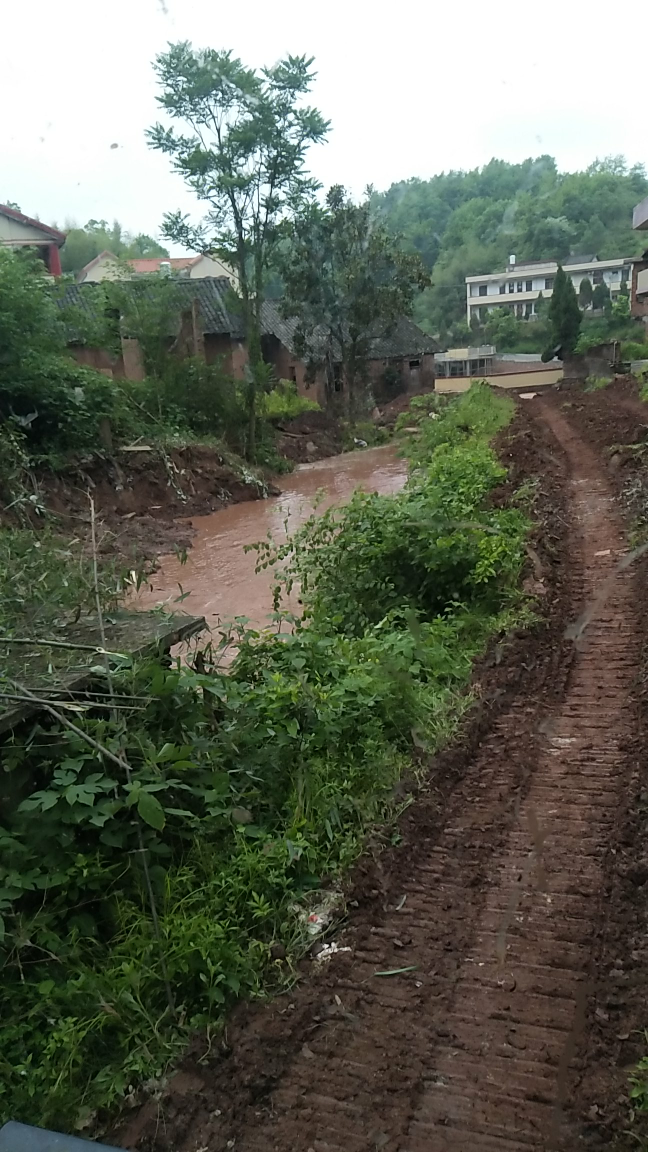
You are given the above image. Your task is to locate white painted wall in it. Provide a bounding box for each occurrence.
[0,215,49,242]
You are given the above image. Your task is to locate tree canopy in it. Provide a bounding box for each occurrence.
[147,42,329,457]
[58,219,169,274]
[542,265,582,359]
[372,155,648,341]
[280,186,430,414]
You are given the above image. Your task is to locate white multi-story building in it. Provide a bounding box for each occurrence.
[465,255,633,324]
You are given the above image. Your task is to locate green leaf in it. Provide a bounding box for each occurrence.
[137,791,165,830]
[156,742,177,763]
[37,979,55,996]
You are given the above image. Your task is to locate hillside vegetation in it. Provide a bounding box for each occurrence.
[373,155,648,343]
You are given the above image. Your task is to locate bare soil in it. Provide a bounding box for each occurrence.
[33,444,277,562]
[112,381,648,1151]
[274,410,344,464]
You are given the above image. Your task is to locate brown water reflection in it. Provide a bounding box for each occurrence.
[135,444,407,632]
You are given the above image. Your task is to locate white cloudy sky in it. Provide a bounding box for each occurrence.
[2,0,644,252]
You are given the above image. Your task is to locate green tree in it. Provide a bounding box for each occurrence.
[592,282,611,310]
[279,185,430,415]
[578,277,593,308]
[612,289,631,319]
[0,249,123,454]
[59,220,169,274]
[484,307,518,351]
[147,43,329,458]
[543,265,582,359]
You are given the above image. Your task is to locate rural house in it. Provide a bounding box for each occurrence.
[0,203,66,276]
[59,277,436,400]
[260,301,437,404]
[60,277,247,380]
[466,254,634,324]
[76,250,238,289]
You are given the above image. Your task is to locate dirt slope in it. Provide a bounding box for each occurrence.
[117,391,645,1152]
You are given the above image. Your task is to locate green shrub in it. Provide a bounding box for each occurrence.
[261,379,320,423]
[622,340,648,362]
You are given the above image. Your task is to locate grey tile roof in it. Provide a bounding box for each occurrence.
[59,278,437,361]
[261,301,437,362]
[58,277,246,340]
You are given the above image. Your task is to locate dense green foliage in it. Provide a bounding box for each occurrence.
[373,155,648,342]
[0,385,529,1130]
[543,265,582,359]
[59,220,169,275]
[0,250,140,468]
[147,43,329,457]
[0,250,307,476]
[279,185,429,415]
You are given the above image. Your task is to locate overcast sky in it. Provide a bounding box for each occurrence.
[2,0,644,253]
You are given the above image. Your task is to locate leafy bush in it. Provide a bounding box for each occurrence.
[261,379,320,423]
[0,249,140,459]
[622,340,648,362]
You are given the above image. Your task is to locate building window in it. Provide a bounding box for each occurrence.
[478,284,487,297]
[517,281,523,292]
[525,302,533,318]
[526,280,533,292]
[622,266,630,281]
[289,365,297,383]
[593,271,603,285]
[545,277,554,290]
[409,359,420,370]
[499,284,505,295]
[508,282,515,293]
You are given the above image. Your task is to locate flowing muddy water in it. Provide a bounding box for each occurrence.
[135,444,408,633]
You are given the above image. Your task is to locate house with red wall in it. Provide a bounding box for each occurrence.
[0,204,65,275]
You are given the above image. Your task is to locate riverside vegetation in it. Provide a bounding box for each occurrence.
[0,383,532,1131]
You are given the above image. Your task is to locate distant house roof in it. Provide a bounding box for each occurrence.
[76,252,196,281]
[76,249,119,281]
[59,279,437,359]
[0,204,66,246]
[58,276,245,340]
[261,301,437,363]
[128,256,197,274]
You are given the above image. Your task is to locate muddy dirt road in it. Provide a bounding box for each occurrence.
[121,392,645,1152]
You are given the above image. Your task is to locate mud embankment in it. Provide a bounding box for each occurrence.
[34,444,277,562]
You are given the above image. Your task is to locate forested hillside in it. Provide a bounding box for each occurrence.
[373,156,648,342]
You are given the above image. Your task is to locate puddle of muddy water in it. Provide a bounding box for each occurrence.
[134,444,408,635]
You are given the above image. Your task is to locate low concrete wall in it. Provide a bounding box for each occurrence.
[435,367,563,393]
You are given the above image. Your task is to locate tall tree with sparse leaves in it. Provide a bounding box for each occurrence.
[280,186,430,416]
[147,43,329,458]
[542,265,582,360]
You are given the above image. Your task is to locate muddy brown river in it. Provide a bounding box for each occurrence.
[136,444,408,633]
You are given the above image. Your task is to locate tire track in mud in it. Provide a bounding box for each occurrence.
[403,398,639,1150]
[122,401,639,1152]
